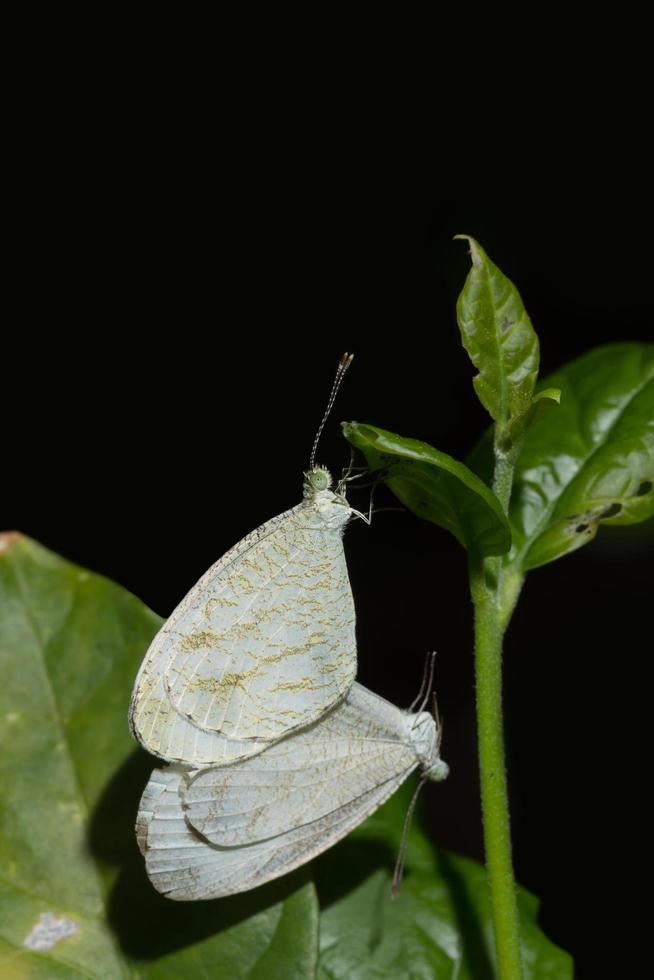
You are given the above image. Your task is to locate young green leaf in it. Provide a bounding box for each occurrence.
[504,387,562,449]
[0,533,319,980]
[455,236,540,439]
[507,343,654,570]
[342,422,511,556]
[314,786,573,979]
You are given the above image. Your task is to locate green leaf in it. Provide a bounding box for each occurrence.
[507,343,654,570]
[342,422,511,557]
[530,387,561,409]
[314,785,573,979]
[455,235,540,436]
[504,388,562,449]
[0,533,319,979]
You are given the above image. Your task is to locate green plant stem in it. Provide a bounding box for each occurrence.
[469,437,525,978]
[493,442,525,627]
[470,562,523,979]
[492,449,515,512]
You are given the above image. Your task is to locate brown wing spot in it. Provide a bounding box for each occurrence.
[188,668,258,697]
[181,631,221,651]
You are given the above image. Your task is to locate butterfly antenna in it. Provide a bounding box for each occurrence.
[410,652,436,723]
[309,352,354,471]
[408,653,431,712]
[391,774,428,898]
[418,652,437,716]
[433,691,444,752]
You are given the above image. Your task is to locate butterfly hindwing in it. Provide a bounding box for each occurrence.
[183,684,418,845]
[136,684,434,900]
[139,760,410,901]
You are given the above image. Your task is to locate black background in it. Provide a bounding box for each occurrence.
[4,75,652,977]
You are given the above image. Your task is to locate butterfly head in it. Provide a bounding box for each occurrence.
[304,466,333,495]
[303,466,351,527]
[425,757,450,783]
[410,711,449,783]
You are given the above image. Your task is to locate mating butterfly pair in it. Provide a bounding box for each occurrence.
[130,356,448,901]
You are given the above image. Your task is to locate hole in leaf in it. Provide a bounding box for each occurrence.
[601,503,622,519]
[575,523,589,533]
[636,480,653,496]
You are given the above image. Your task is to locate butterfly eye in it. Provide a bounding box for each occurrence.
[307,467,332,491]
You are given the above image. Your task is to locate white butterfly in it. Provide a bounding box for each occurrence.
[136,680,449,901]
[129,355,361,767]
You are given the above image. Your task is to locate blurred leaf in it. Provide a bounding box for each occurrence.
[455,236,540,436]
[342,423,511,557]
[314,785,573,979]
[507,343,654,570]
[0,533,319,979]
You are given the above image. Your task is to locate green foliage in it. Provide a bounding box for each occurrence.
[346,263,652,573]
[0,535,570,978]
[508,343,654,569]
[342,239,651,977]
[455,236,540,444]
[467,343,654,570]
[315,788,572,979]
[342,423,511,557]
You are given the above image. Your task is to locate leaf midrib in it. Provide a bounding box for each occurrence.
[489,278,513,427]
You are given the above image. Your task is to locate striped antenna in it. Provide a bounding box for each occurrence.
[309,352,354,470]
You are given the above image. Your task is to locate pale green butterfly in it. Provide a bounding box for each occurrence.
[136,674,449,900]
[129,354,364,768]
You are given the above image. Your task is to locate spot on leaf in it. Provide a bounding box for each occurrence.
[23,912,79,952]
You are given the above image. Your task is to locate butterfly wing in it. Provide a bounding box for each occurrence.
[130,501,356,766]
[136,683,420,900]
[138,761,412,901]
[183,683,418,845]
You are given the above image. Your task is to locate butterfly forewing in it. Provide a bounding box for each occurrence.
[130,500,356,765]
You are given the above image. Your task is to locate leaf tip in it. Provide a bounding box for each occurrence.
[536,387,561,406]
[453,234,483,268]
[0,531,23,556]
